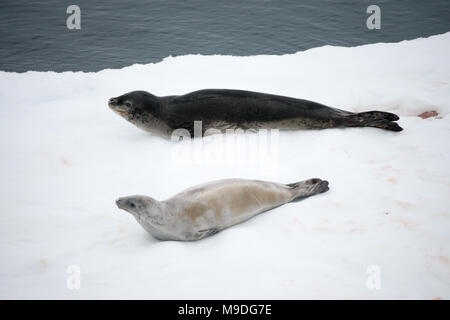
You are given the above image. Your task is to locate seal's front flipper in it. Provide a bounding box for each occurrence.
[196,227,221,239]
[346,111,403,132]
[287,178,329,202]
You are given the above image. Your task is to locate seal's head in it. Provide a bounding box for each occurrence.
[108,90,160,118]
[115,195,157,217]
[108,91,171,136]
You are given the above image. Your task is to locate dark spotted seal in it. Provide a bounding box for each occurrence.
[116,178,329,241]
[108,89,402,138]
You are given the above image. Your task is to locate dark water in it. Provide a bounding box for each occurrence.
[0,0,449,72]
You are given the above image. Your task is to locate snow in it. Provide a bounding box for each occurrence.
[0,32,449,299]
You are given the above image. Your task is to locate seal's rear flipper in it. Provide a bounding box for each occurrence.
[346,111,403,132]
[287,178,329,202]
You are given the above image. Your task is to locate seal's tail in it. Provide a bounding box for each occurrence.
[344,111,403,132]
[286,178,329,202]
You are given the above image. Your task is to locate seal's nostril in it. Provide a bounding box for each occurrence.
[109,98,116,104]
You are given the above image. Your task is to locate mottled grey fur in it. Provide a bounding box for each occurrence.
[108,89,403,138]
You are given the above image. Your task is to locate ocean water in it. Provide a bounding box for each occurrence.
[0,0,449,72]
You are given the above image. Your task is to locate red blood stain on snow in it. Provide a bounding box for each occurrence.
[438,256,450,265]
[418,111,438,119]
[61,157,71,166]
[392,219,416,229]
[396,201,412,209]
[432,297,443,300]
[387,177,397,183]
[381,165,400,172]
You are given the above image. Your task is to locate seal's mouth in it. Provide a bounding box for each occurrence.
[113,108,129,116]
[116,198,134,214]
[115,198,124,208]
[108,98,129,116]
[108,97,118,106]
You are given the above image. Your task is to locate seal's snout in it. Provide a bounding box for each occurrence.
[116,198,131,210]
[108,97,118,106]
[116,197,139,214]
[108,96,131,116]
[116,198,124,208]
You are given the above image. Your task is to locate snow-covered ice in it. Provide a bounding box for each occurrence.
[0,32,449,299]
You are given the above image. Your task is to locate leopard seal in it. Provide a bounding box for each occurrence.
[108,89,403,138]
[115,178,329,241]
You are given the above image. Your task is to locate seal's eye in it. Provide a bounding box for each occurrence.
[129,202,136,209]
[125,102,131,108]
